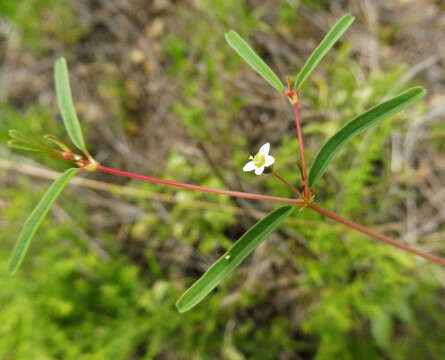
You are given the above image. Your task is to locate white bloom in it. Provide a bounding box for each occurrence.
[243,142,275,175]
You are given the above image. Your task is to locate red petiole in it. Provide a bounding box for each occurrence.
[293,101,309,197]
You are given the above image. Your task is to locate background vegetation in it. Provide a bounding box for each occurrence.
[1,0,445,358]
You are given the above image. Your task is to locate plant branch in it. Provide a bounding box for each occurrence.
[272,170,302,197]
[293,102,309,196]
[97,165,304,206]
[310,203,445,266]
[0,157,323,227]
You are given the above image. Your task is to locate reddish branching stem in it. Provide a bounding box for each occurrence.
[91,85,445,267]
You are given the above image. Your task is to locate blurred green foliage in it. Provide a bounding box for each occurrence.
[0,0,87,51]
[2,0,445,359]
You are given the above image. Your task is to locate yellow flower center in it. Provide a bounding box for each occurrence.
[253,153,265,167]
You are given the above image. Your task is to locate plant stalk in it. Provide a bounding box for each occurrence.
[310,203,445,266]
[272,170,302,197]
[293,102,309,197]
[97,165,304,206]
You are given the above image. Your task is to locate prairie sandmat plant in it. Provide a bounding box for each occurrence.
[7,14,445,312]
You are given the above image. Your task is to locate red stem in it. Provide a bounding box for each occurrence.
[97,165,304,206]
[293,102,309,196]
[272,171,302,197]
[310,203,445,266]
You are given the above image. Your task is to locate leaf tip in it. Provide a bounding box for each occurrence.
[338,13,355,26]
[8,129,19,138]
[225,29,236,36]
[55,56,67,67]
[414,86,427,96]
[8,263,18,276]
[175,297,188,313]
[224,30,238,45]
[344,12,355,21]
[8,248,24,275]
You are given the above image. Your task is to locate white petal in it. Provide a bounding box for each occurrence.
[255,166,265,175]
[265,155,275,167]
[258,142,270,156]
[243,161,256,172]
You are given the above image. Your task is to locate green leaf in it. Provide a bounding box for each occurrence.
[54,57,86,151]
[9,129,42,146]
[225,30,285,93]
[295,13,354,90]
[8,140,46,153]
[176,205,294,312]
[308,87,426,188]
[44,134,72,152]
[8,168,78,275]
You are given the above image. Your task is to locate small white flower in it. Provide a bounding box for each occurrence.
[243,142,275,175]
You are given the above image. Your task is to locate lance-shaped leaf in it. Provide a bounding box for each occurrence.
[308,87,426,188]
[9,129,43,146]
[176,205,294,312]
[225,30,285,93]
[9,168,78,275]
[295,13,354,90]
[54,57,86,151]
[44,134,72,152]
[8,140,43,153]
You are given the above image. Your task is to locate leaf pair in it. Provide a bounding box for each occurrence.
[8,57,87,275]
[225,13,355,93]
[8,130,61,155]
[225,14,426,187]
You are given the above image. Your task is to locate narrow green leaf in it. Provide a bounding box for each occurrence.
[9,129,42,146]
[54,57,86,151]
[176,205,294,312]
[225,30,285,93]
[44,134,72,152]
[295,13,354,90]
[8,140,45,153]
[8,168,78,275]
[308,87,426,188]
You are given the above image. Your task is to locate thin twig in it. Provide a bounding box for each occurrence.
[292,102,309,196]
[97,164,305,206]
[310,203,445,266]
[272,170,302,197]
